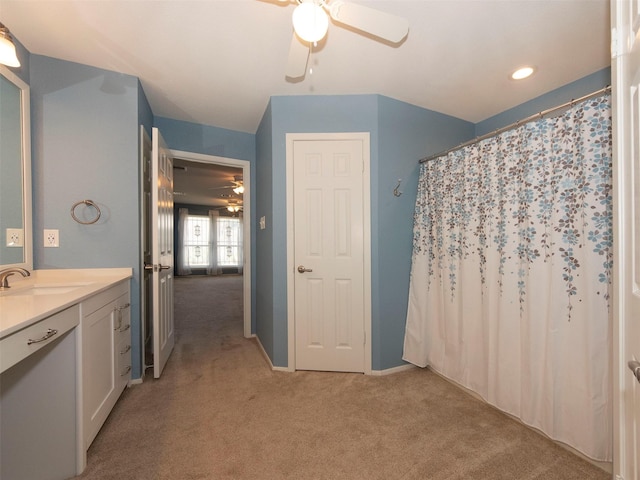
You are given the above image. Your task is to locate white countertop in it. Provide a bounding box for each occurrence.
[0,268,133,339]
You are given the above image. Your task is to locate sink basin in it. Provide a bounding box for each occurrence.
[2,282,93,297]
[10,286,81,296]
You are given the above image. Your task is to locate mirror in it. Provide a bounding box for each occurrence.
[0,65,32,270]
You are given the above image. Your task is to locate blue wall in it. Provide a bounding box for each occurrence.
[138,80,154,137]
[375,96,474,369]
[30,55,144,377]
[476,68,611,136]
[154,116,255,161]
[255,100,275,360]
[255,94,474,370]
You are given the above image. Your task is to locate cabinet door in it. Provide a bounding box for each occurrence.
[82,301,116,448]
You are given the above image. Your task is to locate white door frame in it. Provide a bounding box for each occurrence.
[286,132,372,374]
[171,149,252,339]
[612,0,640,476]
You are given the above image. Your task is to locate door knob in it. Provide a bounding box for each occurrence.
[159,264,171,270]
[629,360,640,384]
[297,265,313,273]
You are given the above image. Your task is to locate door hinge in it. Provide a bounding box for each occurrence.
[363,331,366,346]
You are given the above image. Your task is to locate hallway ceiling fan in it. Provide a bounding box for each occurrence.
[275,0,410,79]
[208,175,244,195]
[214,199,243,215]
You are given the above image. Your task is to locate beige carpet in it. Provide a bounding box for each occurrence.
[76,275,609,480]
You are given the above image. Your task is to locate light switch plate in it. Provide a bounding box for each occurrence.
[44,229,59,247]
[260,216,266,230]
[6,228,23,247]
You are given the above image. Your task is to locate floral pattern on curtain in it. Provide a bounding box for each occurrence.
[403,94,612,460]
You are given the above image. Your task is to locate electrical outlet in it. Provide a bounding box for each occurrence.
[44,229,59,247]
[6,228,23,247]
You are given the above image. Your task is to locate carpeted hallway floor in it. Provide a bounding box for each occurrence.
[76,275,610,479]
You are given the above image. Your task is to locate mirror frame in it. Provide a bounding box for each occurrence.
[0,64,32,271]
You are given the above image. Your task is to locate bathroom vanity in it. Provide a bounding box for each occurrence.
[0,268,132,479]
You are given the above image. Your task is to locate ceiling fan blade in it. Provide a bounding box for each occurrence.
[328,0,409,43]
[285,32,310,79]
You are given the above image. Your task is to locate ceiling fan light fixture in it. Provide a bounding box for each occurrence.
[292,2,329,43]
[233,185,245,195]
[0,23,20,68]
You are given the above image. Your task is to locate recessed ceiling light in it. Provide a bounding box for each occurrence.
[511,66,536,80]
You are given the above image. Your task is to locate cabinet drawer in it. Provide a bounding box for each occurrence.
[81,281,129,317]
[0,305,79,374]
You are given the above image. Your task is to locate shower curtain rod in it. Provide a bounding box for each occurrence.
[418,85,611,164]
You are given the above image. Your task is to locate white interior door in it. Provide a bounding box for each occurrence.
[140,127,153,370]
[151,127,175,379]
[291,137,367,373]
[613,1,640,478]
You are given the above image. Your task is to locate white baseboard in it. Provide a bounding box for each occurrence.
[253,335,291,372]
[370,363,415,376]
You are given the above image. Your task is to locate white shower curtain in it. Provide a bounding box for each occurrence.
[403,94,612,461]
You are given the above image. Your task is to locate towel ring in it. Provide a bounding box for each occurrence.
[71,200,101,225]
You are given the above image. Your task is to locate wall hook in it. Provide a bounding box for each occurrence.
[393,179,403,197]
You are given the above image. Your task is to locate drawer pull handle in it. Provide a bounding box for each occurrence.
[121,365,132,376]
[120,324,130,332]
[113,304,130,331]
[27,328,58,345]
[120,344,131,355]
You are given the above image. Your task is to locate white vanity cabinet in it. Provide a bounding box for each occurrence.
[81,280,131,449]
[0,268,133,478]
[0,306,80,480]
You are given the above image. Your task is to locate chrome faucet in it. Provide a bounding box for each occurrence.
[0,267,31,289]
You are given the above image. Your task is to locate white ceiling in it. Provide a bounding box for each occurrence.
[1,0,610,134]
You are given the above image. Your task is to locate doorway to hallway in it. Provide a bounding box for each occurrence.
[140,147,252,376]
[171,151,252,341]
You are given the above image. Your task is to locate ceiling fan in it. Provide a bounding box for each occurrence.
[276,0,410,79]
[208,175,245,195]
[214,199,243,214]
